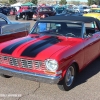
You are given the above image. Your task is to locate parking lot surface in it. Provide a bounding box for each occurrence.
[0,15,100,100]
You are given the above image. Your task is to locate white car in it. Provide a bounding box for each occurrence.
[73,6,84,13]
[83,6,91,13]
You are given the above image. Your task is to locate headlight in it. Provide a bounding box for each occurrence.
[45,59,58,72]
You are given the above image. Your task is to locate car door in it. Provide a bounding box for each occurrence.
[83,22,100,65]
[0,17,14,43]
[84,33,100,64]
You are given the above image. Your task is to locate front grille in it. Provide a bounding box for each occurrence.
[9,57,14,66]
[2,56,9,64]
[0,55,45,70]
[34,61,41,69]
[13,58,19,67]
[20,59,33,69]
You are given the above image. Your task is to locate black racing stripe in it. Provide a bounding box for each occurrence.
[1,37,33,54]
[21,36,60,57]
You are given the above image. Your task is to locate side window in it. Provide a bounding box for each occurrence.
[0,18,7,26]
[34,23,47,32]
[84,21,97,35]
[33,23,57,33]
[50,23,56,29]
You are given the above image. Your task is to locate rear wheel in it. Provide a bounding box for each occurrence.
[58,64,76,91]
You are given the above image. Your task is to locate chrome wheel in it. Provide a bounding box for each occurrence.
[65,66,75,87]
[58,64,76,91]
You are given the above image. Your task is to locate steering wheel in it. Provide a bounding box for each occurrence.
[66,33,75,37]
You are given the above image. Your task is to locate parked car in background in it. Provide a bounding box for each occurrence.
[0,13,30,43]
[56,6,66,14]
[73,5,84,13]
[10,7,17,15]
[0,16,100,91]
[83,8,100,20]
[33,6,56,21]
[15,6,30,20]
[0,7,10,15]
[19,6,37,20]
[56,9,83,16]
[83,6,91,13]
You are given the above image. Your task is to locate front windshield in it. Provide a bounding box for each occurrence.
[31,21,82,38]
[90,9,100,13]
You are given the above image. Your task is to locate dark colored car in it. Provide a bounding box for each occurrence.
[10,7,17,15]
[20,7,37,20]
[0,7,10,15]
[56,6,66,14]
[15,6,30,20]
[56,9,83,16]
[33,6,56,21]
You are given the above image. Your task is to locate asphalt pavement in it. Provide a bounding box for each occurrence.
[0,15,99,100]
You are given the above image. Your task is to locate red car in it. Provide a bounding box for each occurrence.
[0,16,99,91]
[33,6,56,21]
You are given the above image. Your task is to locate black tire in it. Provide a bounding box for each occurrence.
[58,64,76,91]
[25,15,29,20]
[2,74,12,78]
[33,19,36,21]
[15,16,18,20]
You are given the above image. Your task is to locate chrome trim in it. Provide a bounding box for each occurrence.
[0,55,45,70]
[1,23,30,35]
[0,66,61,84]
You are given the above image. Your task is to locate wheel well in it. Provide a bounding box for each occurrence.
[72,62,79,74]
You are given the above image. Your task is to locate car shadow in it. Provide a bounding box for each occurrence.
[74,57,100,87]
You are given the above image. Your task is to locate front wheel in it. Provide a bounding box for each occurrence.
[15,16,18,20]
[58,64,76,91]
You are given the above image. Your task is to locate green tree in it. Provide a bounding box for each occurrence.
[71,1,80,5]
[9,0,17,4]
[88,0,100,5]
[88,0,92,5]
[95,0,99,5]
[31,0,37,4]
[59,0,67,5]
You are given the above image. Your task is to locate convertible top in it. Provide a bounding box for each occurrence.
[40,16,99,23]
[40,16,100,30]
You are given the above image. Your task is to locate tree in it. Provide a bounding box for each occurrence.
[9,0,17,4]
[88,0,93,5]
[71,1,80,5]
[31,0,37,4]
[95,0,99,5]
[59,0,67,5]
[88,0,100,5]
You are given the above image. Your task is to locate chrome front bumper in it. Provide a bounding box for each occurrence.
[0,66,61,84]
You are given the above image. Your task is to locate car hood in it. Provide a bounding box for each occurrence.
[83,13,100,18]
[0,35,81,60]
[10,21,20,24]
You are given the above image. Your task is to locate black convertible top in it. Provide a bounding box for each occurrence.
[40,16,100,30]
[40,16,99,23]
